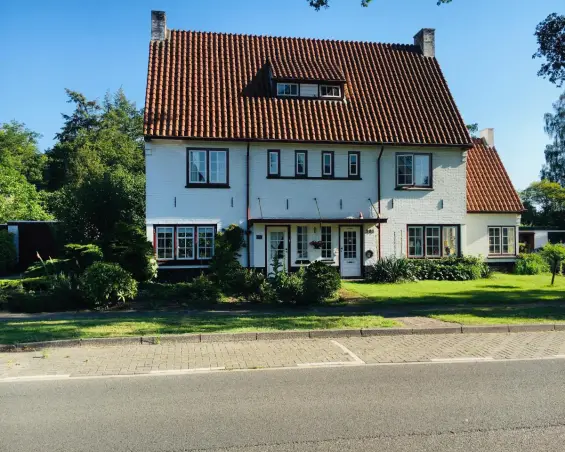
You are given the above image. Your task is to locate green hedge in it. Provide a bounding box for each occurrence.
[515,253,550,275]
[0,230,16,274]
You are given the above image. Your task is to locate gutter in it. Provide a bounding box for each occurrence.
[246,141,251,268]
[377,145,385,260]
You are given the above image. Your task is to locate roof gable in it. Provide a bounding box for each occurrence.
[144,30,471,145]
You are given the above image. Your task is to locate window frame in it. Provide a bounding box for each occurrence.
[155,226,175,261]
[267,149,280,177]
[295,150,308,178]
[197,226,215,260]
[176,226,195,260]
[488,226,516,257]
[186,148,230,188]
[297,226,309,260]
[320,85,341,98]
[321,151,334,178]
[348,151,361,179]
[277,82,299,97]
[396,152,432,188]
[153,224,217,263]
[321,226,333,259]
[407,225,460,259]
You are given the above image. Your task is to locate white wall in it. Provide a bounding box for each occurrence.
[379,147,467,258]
[465,213,520,262]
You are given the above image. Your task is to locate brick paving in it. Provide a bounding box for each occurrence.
[3,332,565,380]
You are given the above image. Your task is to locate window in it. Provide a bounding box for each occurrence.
[297,226,308,259]
[320,85,341,98]
[295,151,307,177]
[197,227,215,259]
[408,225,459,258]
[268,150,280,176]
[277,83,298,97]
[489,227,516,255]
[397,153,431,187]
[348,152,360,178]
[187,148,228,186]
[322,151,334,177]
[321,226,333,259]
[156,227,174,260]
[177,227,195,260]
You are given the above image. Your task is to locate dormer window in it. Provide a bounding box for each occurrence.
[320,85,341,98]
[277,83,298,97]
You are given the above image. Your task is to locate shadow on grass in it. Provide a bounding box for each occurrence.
[427,305,565,325]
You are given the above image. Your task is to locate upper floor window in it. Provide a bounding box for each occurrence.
[268,150,280,177]
[277,83,298,97]
[322,151,334,177]
[295,151,307,177]
[348,152,360,178]
[320,85,341,98]
[187,148,229,187]
[397,153,431,187]
[489,226,516,256]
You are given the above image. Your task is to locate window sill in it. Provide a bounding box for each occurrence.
[295,259,310,265]
[186,184,230,189]
[395,186,433,191]
[488,255,517,259]
[266,175,361,181]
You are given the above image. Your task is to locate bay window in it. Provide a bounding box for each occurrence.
[408,225,459,258]
[154,225,216,262]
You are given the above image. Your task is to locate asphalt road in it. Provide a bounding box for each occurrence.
[2,360,565,451]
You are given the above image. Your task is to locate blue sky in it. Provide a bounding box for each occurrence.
[1,0,563,190]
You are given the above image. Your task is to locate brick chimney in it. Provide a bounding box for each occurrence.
[414,28,435,58]
[480,128,495,147]
[151,11,167,41]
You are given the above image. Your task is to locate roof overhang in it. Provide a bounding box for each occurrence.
[248,218,387,225]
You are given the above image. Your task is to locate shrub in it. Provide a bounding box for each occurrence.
[271,269,304,304]
[0,230,17,274]
[209,224,246,293]
[186,274,221,306]
[515,253,550,275]
[237,269,277,304]
[24,258,73,278]
[79,262,138,309]
[301,261,341,305]
[64,243,104,270]
[366,257,414,283]
[541,243,565,285]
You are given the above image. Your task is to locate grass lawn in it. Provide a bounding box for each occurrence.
[429,305,565,325]
[0,314,399,344]
[341,272,565,306]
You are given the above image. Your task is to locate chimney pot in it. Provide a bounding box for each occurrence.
[151,11,167,41]
[414,28,435,58]
[480,128,495,147]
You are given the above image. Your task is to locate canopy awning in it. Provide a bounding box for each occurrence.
[248,217,386,225]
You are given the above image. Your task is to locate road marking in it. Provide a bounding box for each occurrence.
[431,357,494,363]
[0,374,70,382]
[330,340,365,364]
[150,367,225,375]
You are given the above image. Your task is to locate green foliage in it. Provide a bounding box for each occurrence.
[301,261,341,305]
[541,243,565,285]
[366,257,414,284]
[139,275,220,307]
[209,225,246,292]
[271,269,305,304]
[79,262,138,309]
[188,274,221,306]
[308,0,449,10]
[466,123,479,138]
[24,258,72,278]
[515,253,550,275]
[237,269,277,304]
[64,243,104,270]
[0,230,16,274]
[521,180,565,228]
[534,13,565,87]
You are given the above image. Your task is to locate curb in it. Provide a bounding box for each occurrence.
[3,323,565,351]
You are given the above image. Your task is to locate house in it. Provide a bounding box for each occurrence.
[144,11,524,277]
[519,228,565,252]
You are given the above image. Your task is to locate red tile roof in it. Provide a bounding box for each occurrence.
[144,30,472,145]
[270,57,346,82]
[467,138,524,213]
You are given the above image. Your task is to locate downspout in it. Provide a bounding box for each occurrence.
[377,146,384,260]
[246,141,251,268]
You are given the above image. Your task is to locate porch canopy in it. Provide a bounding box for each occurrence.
[248,218,387,225]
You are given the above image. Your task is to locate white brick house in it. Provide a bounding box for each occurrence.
[144,11,524,278]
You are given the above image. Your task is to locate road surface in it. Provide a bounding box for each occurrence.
[2,359,565,451]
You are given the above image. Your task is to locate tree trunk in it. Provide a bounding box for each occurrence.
[552,262,557,286]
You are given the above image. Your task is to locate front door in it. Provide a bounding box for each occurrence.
[267,227,288,275]
[340,227,361,278]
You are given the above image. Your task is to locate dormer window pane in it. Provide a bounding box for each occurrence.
[277,83,298,97]
[320,85,341,98]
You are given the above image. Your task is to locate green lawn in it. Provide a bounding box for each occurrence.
[0,314,399,344]
[430,308,565,325]
[341,273,565,306]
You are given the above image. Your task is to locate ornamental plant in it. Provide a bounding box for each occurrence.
[79,262,138,309]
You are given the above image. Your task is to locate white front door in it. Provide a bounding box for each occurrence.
[340,227,361,278]
[267,227,288,275]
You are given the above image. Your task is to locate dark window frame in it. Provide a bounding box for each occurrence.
[348,151,361,179]
[276,82,299,97]
[321,151,335,178]
[406,225,461,259]
[153,224,218,263]
[295,150,308,178]
[319,84,342,98]
[267,149,280,177]
[186,148,230,188]
[396,152,432,188]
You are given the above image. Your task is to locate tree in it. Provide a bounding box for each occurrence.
[521,180,565,228]
[0,167,51,223]
[541,243,565,285]
[308,0,451,10]
[466,123,479,138]
[534,13,565,87]
[540,91,565,186]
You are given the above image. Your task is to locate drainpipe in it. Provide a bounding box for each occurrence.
[377,146,384,260]
[246,141,251,268]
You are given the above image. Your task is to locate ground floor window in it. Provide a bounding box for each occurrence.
[321,226,332,259]
[489,226,516,256]
[297,226,308,259]
[408,225,459,258]
[154,225,216,261]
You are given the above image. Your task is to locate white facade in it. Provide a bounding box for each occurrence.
[146,139,520,275]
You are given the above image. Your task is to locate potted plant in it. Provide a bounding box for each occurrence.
[309,240,323,249]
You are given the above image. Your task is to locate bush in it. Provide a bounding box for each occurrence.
[0,230,17,274]
[271,269,304,304]
[366,257,414,283]
[139,275,220,307]
[64,243,104,270]
[301,261,341,305]
[79,262,138,309]
[186,274,221,306]
[24,258,73,278]
[238,269,277,304]
[541,243,565,285]
[209,225,246,293]
[515,253,550,275]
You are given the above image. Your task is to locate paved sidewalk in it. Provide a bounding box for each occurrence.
[3,331,565,380]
